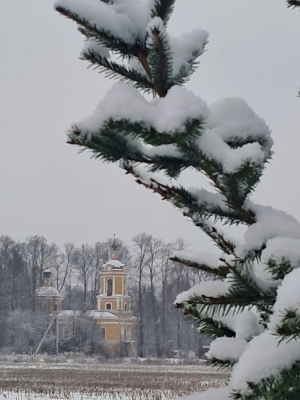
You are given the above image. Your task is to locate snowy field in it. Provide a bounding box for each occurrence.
[0,361,228,400]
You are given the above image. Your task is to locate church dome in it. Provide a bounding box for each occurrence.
[106,259,124,269]
[35,285,61,298]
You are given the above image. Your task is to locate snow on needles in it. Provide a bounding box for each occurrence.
[207,337,247,363]
[170,29,209,79]
[172,250,220,269]
[269,268,300,331]
[72,82,272,175]
[187,188,232,215]
[55,0,152,44]
[231,331,300,394]
[175,280,230,304]
[262,237,300,267]
[215,309,263,341]
[197,97,272,174]
[74,82,209,134]
[237,203,300,255]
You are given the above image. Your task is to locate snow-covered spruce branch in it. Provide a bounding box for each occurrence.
[105,117,205,147]
[80,49,154,93]
[186,314,236,339]
[175,263,274,321]
[146,18,173,97]
[54,6,139,57]
[170,254,228,278]
[121,162,249,226]
[68,110,268,225]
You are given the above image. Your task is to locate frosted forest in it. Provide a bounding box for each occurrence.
[38,0,300,399]
[0,234,208,358]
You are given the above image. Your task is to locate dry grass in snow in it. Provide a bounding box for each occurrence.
[0,362,228,400]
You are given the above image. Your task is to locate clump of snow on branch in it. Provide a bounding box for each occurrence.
[263,237,300,267]
[231,331,300,394]
[207,337,247,363]
[181,386,232,400]
[251,261,281,292]
[197,98,272,174]
[269,268,300,331]
[216,309,263,341]
[175,280,230,304]
[170,29,209,79]
[187,189,232,214]
[55,0,154,44]
[75,82,209,134]
[173,250,221,269]
[73,82,271,175]
[238,203,300,255]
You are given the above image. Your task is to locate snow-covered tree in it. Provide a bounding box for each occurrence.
[55,1,300,398]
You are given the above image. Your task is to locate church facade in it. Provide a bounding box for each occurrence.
[35,239,136,356]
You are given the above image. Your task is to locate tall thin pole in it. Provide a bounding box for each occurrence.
[34,313,57,356]
[118,307,121,358]
[56,312,59,355]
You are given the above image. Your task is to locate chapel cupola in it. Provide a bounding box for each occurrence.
[35,269,62,313]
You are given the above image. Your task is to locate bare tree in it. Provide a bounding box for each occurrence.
[170,238,189,352]
[145,237,163,357]
[73,244,93,304]
[22,236,58,309]
[157,241,176,356]
[132,233,152,358]
[51,243,76,293]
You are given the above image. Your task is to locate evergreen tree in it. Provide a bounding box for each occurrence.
[55,1,300,399]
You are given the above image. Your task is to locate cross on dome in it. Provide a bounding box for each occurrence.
[111,233,118,260]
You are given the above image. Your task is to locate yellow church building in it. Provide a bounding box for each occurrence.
[92,240,136,352]
[35,238,136,356]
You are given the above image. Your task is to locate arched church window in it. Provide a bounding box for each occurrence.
[105,303,112,310]
[124,303,127,311]
[100,327,106,339]
[107,279,113,296]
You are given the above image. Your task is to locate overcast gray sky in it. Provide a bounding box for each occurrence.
[0,0,299,252]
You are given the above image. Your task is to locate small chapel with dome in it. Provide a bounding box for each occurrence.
[35,269,62,313]
[35,237,136,355]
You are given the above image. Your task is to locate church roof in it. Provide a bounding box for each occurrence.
[88,310,118,319]
[57,310,118,319]
[35,286,61,298]
[105,259,124,269]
